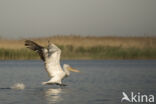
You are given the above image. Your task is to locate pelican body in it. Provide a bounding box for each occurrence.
[25,40,79,86]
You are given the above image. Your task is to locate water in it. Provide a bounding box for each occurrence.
[0,60,156,104]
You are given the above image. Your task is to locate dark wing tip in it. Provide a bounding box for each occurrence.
[24,40,45,61]
[25,40,33,47]
[24,40,43,50]
[25,40,35,46]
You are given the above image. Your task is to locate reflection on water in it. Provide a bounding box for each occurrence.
[44,88,63,103]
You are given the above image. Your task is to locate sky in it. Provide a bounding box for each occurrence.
[0,0,156,38]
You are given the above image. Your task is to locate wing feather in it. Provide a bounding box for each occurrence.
[25,40,63,78]
[25,40,46,61]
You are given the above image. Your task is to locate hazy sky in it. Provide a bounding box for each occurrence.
[0,0,156,38]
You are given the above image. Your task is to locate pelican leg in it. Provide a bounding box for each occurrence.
[41,81,55,85]
[60,84,67,86]
[56,83,67,86]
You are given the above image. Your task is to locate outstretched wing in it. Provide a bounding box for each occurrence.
[25,40,46,61]
[45,42,63,77]
[48,42,61,57]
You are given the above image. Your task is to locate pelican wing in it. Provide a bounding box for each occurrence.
[25,40,63,78]
[45,43,64,77]
[25,40,46,61]
[47,43,61,58]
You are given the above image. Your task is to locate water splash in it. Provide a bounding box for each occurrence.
[11,83,25,90]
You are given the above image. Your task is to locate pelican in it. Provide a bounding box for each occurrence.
[25,40,80,86]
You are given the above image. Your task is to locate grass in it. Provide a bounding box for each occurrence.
[0,36,156,60]
[0,45,155,60]
[0,48,38,60]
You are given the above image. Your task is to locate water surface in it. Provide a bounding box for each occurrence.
[0,60,156,104]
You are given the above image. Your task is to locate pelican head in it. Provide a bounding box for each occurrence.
[63,64,80,72]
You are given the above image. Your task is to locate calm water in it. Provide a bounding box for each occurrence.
[0,60,156,104]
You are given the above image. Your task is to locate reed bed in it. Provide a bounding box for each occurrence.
[0,36,155,60]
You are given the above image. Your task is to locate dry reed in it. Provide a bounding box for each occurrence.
[0,36,155,60]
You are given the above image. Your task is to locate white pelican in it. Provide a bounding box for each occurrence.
[25,40,80,86]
